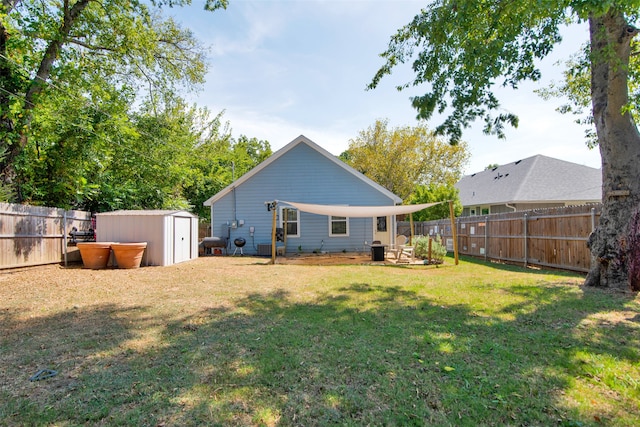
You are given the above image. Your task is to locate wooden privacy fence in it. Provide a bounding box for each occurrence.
[399,204,601,273]
[0,202,93,269]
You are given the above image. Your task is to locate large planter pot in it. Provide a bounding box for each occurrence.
[77,242,113,270]
[111,242,147,269]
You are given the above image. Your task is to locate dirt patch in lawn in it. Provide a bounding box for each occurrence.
[274,252,390,265]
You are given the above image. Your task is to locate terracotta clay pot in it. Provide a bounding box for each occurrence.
[111,242,147,269]
[77,242,113,269]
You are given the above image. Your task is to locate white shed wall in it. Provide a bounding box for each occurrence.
[96,211,198,266]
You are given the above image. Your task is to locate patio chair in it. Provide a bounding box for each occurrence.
[398,243,415,264]
[387,235,408,260]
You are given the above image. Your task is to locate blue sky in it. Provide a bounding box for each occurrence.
[170,0,602,174]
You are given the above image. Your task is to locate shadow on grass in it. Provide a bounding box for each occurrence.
[1,282,638,426]
[456,254,587,278]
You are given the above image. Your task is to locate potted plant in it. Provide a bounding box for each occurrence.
[111,242,147,269]
[76,242,113,269]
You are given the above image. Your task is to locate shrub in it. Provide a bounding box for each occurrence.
[414,236,447,264]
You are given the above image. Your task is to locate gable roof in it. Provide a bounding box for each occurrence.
[455,154,602,206]
[203,135,402,206]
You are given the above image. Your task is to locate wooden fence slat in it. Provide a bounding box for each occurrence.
[399,204,601,273]
[0,202,93,269]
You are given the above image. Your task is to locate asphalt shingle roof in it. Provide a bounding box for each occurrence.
[455,155,602,206]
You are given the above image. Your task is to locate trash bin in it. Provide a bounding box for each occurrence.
[371,245,385,261]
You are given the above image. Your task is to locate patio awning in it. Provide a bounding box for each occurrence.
[278,200,444,218]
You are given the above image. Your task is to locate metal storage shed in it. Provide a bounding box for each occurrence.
[95,210,199,266]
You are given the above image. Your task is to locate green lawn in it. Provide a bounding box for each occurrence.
[1,256,638,426]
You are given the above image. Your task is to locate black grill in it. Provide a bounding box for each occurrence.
[199,237,227,255]
[233,237,246,256]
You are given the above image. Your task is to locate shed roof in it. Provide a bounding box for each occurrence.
[96,210,197,218]
[203,135,402,206]
[455,155,602,206]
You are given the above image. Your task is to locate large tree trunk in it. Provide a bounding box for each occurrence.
[0,2,20,186]
[586,10,640,292]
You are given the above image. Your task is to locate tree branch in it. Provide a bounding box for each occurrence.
[24,0,93,110]
[67,37,116,52]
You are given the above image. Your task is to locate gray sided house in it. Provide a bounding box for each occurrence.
[203,135,402,255]
[456,154,602,216]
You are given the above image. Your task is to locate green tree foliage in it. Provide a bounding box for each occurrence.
[183,133,272,219]
[369,1,640,291]
[14,78,136,208]
[408,184,461,221]
[0,0,274,217]
[0,148,13,201]
[15,86,270,216]
[369,1,637,144]
[0,0,227,189]
[341,119,470,201]
[539,38,639,149]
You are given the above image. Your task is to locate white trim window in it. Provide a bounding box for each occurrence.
[279,207,300,238]
[329,215,349,236]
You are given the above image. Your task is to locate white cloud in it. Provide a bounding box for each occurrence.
[176,1,602,175]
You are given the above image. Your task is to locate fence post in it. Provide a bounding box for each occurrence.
[523,213,528,268]
[588,207,597,272]
[63,211,67,267]
[415,204,600,273]
[448,201,459,265]
[484,215,489,261]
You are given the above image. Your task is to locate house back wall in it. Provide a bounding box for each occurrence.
[212,143,393,254]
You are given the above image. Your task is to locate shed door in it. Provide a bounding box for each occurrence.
[174,217,192,264]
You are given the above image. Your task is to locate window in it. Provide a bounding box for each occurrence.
[376,216,387,232]
[481,208,490,215]
[329,215,348,236]
[279,208,299,237]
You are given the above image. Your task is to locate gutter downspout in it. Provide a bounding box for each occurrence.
[231,161,237,223]
[505,203,517,212]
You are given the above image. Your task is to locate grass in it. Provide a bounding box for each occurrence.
[0,255,638,426]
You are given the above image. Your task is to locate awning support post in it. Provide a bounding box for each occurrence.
[409,212,414,245]
[271,204,277,264]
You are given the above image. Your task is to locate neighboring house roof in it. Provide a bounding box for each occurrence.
[203,135,402,206]
[455,154,602,206]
